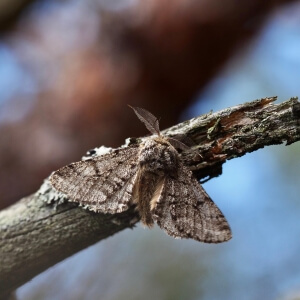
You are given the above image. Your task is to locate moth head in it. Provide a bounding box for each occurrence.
[138,138,178,176]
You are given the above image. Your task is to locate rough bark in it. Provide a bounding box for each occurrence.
[0,96,299,298]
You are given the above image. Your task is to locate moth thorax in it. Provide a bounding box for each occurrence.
[139,138,178,175]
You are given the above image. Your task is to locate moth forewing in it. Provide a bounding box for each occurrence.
[152,163,232,243]
[50,145,140,214]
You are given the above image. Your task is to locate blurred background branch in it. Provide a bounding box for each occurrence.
[1,96,299,298]
[0,0,36,30]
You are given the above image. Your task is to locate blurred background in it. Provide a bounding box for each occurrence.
[0,0,299,299]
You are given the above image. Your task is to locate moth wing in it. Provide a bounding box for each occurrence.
[152,164,232,243]
[50,146,140,214]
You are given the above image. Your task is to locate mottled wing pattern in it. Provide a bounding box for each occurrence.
[152,163,232,243]
[50,146,140,213]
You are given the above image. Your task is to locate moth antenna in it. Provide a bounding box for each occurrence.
[166,137,190,151]
[167,134,197,151]
[129,105,161,136]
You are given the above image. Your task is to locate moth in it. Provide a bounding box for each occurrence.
[50,107,232,243]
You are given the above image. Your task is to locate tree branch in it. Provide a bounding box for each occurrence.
[0,96,299,298]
